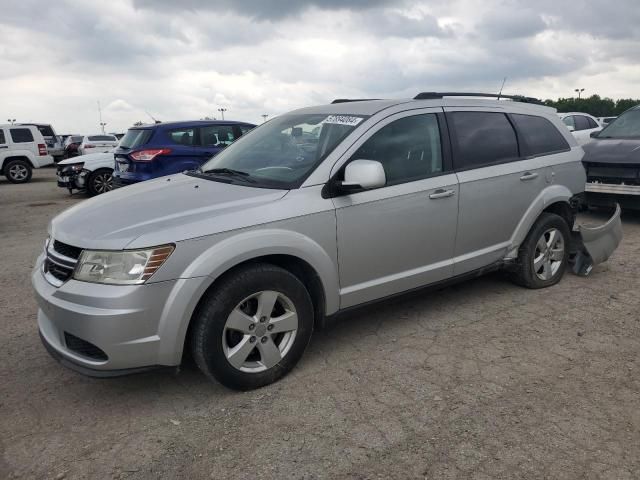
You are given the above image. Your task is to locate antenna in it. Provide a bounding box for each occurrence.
[497,77,507,100]
[145,110,160,124]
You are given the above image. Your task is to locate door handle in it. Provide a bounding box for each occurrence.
[429,189,455,199]
[520,172,539,181]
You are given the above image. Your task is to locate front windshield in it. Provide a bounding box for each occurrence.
[199,113,367,188]
[598,109,640,138]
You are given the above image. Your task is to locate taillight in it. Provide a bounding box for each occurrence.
[130,148,172,162]
[85,144,95,149]
[38,144,47,156]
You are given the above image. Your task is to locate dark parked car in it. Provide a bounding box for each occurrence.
[113,120,255,187]
[583,105,640,209]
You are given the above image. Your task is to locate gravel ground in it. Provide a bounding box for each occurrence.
[1,167,639,479]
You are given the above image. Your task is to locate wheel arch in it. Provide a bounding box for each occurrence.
[507,184,575,258]
[157,229,339,366]
[1,155,34,172]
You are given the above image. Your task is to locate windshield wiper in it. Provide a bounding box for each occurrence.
[202,168,256,183]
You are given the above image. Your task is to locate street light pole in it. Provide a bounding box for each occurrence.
[7,118,16,125]
[261,114,268,123]
[100,122,107,134]
[574,88,585,99]
[217,108,227,120]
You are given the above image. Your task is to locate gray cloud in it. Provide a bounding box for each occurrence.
[477,9,548,39]
[1,0,638,133]
[132,0,400,20]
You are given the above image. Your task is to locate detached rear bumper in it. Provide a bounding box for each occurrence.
[570,204,623,276]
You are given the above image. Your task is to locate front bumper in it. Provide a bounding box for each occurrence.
[57,169,89,191]
[571,204,623,276]
[32,255,205,374]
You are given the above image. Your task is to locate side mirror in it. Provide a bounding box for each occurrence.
[590,131,600,138]
[339,159,386,191]
[566,125,575,132]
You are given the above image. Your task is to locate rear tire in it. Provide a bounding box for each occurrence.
[190,263,314,390]
[87,168,113,196]
[510,213,570,289]
[4,159,32,184]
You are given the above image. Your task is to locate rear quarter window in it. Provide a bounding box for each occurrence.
[119,129,153,149]
[511,114,570,157]
[10,128,35,143]
[450,111,519,169]
[0,130,5,144]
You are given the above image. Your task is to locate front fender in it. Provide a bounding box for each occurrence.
[183,228,340,314]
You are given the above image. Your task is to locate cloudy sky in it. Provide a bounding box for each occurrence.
[2,0,639,133]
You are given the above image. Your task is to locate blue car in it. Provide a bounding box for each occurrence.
[113,120,255,187]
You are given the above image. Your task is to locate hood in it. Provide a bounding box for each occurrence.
[57,152,113,166]
[50,173,288,250]
[582,138,640,165]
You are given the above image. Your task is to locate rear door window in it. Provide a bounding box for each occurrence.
[586,116,599,129]
[449,111,519,169]
[10,128,35,143]
[562,116,576,129]
[199,125,235,146]
[87,135,116,141]
[511,114,570,157]
[239,124,254,135]
[168,128,196,146]
[574,115,590,131]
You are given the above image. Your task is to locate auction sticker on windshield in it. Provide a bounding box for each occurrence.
[323,115,364,126]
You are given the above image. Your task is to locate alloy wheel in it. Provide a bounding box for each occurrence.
[8,164,28,181]
[93,172,113,193]
[533,227,565,281]
[222,290,298,373]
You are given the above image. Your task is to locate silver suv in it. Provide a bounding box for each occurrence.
[32,93,621,390]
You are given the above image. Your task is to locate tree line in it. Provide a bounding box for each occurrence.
[543,95,639,117]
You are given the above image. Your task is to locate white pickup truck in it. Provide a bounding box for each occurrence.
[0,124,54,183]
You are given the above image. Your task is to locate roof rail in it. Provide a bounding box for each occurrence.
[331,98,380,104]
[414,92,544,105]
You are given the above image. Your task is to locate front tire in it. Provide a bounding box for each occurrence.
[87,168,113,196]
[190,263,314,390]
[4,159,32,183]
[510,213,570,289]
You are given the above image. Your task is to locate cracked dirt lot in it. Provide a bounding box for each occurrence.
[1,168,639,479]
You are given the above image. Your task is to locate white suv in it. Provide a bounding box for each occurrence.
[0,124,54,183]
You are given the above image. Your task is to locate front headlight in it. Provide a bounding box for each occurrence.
[69,163,84,172]
[73,245,174,285]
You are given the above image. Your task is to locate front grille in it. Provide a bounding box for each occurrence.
[43,239,82,286]
[44,258,73,282]
[585,163,640,186]
[64,332,108,361]
[53,240,82,260]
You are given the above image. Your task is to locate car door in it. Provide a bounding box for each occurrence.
[332,109,459,308]
[194,124,237,164]
[444,108,548,275]
[158,127,199,175]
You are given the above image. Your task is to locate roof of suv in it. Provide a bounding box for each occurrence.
[290,97,557,117]
[131,120,255,129]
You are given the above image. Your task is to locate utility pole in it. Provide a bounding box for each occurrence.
[261,114,268,123]
[98,100,106,133]
[217,108,227,120]
[574,88,585,99]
